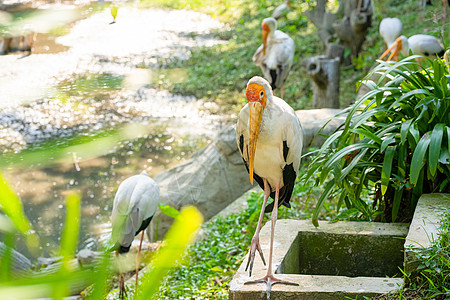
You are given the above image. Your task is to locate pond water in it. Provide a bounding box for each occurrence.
[0,4,228,257]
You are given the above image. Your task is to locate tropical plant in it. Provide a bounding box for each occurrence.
[304,57,450,224]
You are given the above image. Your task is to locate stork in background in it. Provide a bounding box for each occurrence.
[253,17,295,99]
[379,17,403,60]
[110,170,160,298]
[379,33,445,62]
[236,76,303,297]
[271,0,293,20]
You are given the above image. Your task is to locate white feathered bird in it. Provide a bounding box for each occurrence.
[272,0,293,19]
[253,17,295,99]
[236,76,303,295]
[110,171,160,298]
[379,17,403,50]
[379,34,445,62]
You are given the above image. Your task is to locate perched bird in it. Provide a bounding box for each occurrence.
[253,17,295,99]
[236,76,303,296]
[110,171,160,298]
[379,34,445,62]
[379,17,403,55]
[271,0,293,20]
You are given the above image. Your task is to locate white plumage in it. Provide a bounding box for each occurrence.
[236,76,302,293]
[399,34,445,57]
[272,0,292,19]
[110,170,160,297]
[379,17,403,48]
[253,17,294,99]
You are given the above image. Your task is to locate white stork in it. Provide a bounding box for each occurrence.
[379,34,445,62]
[110,170,160,298]
[271,0,293,20]
[253,17,295,99]
[379,17,403,57]
[236,76,303,294]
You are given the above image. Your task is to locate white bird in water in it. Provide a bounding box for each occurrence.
[253,17,295,99]
[379,17,403,59]
[236,76,303,297]
[110,171,160,298]
[272,0,293,19]
[379,34,445,62]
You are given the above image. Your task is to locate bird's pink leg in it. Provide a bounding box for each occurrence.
[116,251,127,299]
[136,230,145,292]
[245,178,270,276]
[280,86,284,99]
[245,181,298,298]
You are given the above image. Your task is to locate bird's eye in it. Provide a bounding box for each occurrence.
[259,91,264,98]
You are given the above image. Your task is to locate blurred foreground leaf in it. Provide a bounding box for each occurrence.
[158,203,180,219]
[0,173,39,255]
[137,206,203,299]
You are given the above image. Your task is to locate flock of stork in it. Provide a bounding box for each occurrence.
[109,2,447,299]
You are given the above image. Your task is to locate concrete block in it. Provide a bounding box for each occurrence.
[229,219,408,299]
[404,193,450,274]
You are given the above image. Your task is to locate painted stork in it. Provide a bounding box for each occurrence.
[272,0,293,20]
[236,76,303,295]
[379,17,403,53]
[110,170,160,298]
[253,17,295,99]
[379,34,445,62]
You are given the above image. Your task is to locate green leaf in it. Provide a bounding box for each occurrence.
[311,179,335,227]
[392,189,403,222]
[410,133,431,186]
[0,173,39,256]
[400,119,413,145]
[381,146,396,195]
[158,203,180,219]
[350,128,382,145]
[138,206,203,299]
[428,124,445,177]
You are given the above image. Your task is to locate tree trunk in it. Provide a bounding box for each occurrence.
[305,56,340,108]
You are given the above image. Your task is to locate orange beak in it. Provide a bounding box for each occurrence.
[262,29,269,56]
[378,37,402,61]
[248,101,263,184]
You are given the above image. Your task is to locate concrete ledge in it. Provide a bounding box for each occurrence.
[404,193,450,274]
[229,220,408,299]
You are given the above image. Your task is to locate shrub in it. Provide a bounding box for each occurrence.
[304,57,450,223]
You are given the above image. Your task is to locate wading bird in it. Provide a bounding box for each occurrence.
[236,76,303,296]
[111,171,159,298]
[379,34,445,62]
[253,17,294,99]
[379,17,403,57]
[272,0,293,19]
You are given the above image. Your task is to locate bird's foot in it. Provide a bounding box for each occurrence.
[245,274,298,300]
[119,276,127,299]
[245,235,266,276]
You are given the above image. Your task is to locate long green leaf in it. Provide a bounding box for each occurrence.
[138,206,203,299]
[381,146,396,195]
[0,173,39,256]
[311,179,335,227]
[410,133,431,186]
[400,119,413,145]
[392,188,403,222]
[429,124,445,177]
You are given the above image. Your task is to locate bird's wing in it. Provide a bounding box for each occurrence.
[268,33,294,88]
[253,44,265,65]
[264,98,303,212]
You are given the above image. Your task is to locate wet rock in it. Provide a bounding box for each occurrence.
[0,242,32,275]
[76,249,99,267]
[37,256,63,269]
[148,108,345,239]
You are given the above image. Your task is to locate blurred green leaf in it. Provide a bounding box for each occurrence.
[158,203,180,219]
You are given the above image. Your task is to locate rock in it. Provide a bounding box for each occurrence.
[148,108,345,240]
[0,242,32,275]
[37,256,63,269]
[76,249,99,267]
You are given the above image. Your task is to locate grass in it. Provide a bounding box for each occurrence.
[374,209,450,300]
[138,0,449,116]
